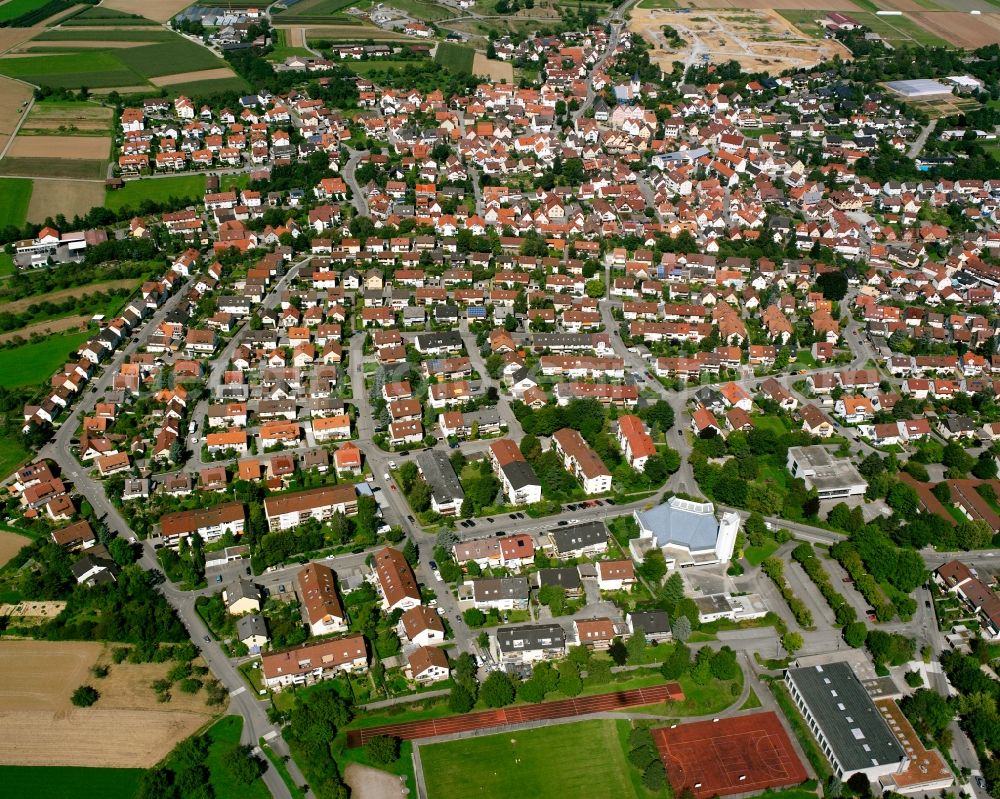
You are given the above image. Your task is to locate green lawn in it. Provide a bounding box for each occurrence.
[0,178,33,230]
[0,253,15,277]
[421,720,642,799]
[745,536,780,566]
[638,0,678,6]
[203,717,271,799]
[0,766,143,799]
[347,58,432,75]
[752,415,788,436]
[106,175,206,211]
[435,42,475,74]
[0,433,31,481]
[0,329,92,388]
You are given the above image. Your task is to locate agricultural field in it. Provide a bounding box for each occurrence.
[99,0,195,22]
[0,640,219,768]
[0,328,92,387]
[0,17,240,90]
[0,766,143,799]
[420,720,644,799]
[0,0,55,24]
[0,156,107,179]
[777,8,951,47]
[9,135,109,159]
[17,99,113,136]
[299,23,414,41]
[105,174,207,212]
[0,76,33,154]
[26,178,105,222]
[435,41,476,73]
[473,51,514,81]
[0,177,33,229]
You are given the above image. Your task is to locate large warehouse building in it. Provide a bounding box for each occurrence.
[785,663,905,782]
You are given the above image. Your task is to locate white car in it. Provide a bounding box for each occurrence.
[389,460,397,470]
[383,473,390,481]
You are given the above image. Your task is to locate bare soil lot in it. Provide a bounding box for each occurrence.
[909,11,1000,47]
[0,641,218,768]
[0,530,30,568]
[150,67,238,86]
[100,0,194,22]
[0,314,89,343]
[472,52,514,82]
[9,135,110,159]
[344,762,407,799]
[630,7,850,73]
[0,77,32,155]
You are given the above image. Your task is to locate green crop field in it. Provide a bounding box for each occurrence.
[0,329,92,388]
[106,174,206,211]
[277,0,359,15]
[638,0,678,7]
[1,158,107,180]
[0,0,52,23]
[163,77,250,96]
[117,40,228,79]
[0,766,143,799]
[421,720,643,799]
[435,41,475,74]
[0,178,33,229]
[35,28,176,41]
[0,51,141,88]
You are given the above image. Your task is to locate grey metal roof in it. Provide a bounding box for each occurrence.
[415,450,464,506]
[496,624,566,653]
[634,497,719,553]
[471,577,529,603]
[786,662,905,773]
[550,520,607,554]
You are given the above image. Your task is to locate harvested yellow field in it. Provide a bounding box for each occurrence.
[27,180,108,221]
[100,0,194,22]
[473,52,514,82]
[0,530,30,568]
[150,67,238,86]
[0,641,219,768]
[630,7,850,73]
[9,135,110,159]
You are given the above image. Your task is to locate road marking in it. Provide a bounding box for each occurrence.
[230,686,246,697]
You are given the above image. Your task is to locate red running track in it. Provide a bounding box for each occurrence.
[346,682,684,747]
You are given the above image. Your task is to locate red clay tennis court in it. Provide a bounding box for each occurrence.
[652,711,808,799]
[346,682,684,747]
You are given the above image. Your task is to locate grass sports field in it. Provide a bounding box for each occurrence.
[421,720,643,799]
[0,329,91,388]
[106,174,207,211]
[0,766,143,799]
[435,41,475,73]
[0,178,33,229]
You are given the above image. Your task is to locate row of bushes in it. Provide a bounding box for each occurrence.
[830,541,894,622]
[761,557,813,628]
[791,543,857,626]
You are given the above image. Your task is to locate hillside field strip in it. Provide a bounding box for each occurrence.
[0,531,30,568]
[435,41,476,73]
[99,0,195,22]
[0,328,92,386]
[8,134,109,159]
[17,99,111,136]
[0,640,218,768]
[0,766,143,799]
